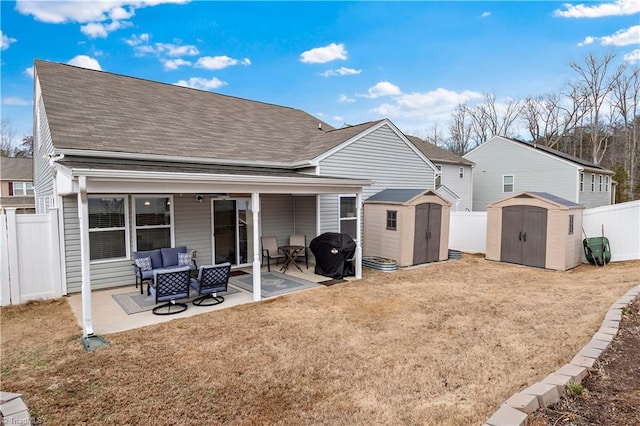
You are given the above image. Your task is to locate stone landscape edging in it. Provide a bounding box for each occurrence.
[484,284,640,426]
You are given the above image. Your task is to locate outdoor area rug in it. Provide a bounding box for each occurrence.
[112,287,239,315]
[229,272,321,298]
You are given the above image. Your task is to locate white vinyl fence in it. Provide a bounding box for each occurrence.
[1,202,639,306]
[1,208,63,306]
[448,200,640,262]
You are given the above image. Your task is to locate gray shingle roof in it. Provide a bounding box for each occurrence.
[525,191,584,208]
[509,138,612,173]
[405,135,473,166]
[365,188,428,203]
[35,60,378,165]
[0,157,33,181]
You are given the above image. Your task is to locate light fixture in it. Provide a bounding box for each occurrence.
[143,200,151,206]
[196,194,204,203]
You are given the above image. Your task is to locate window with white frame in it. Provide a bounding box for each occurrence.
[134,196,173,251]
[503,175,514,193]
[605,176,610,192]
[579,172,584,192]
[435,165,442,187]
[459,167,464,178]
[599,175,603,192]
[10,182,34,196]
[339,196,357,239]
[591,174,595,191]
[88,196,128,261]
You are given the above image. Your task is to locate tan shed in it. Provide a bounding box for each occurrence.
[485,192,585,270]
[363,189,451,267]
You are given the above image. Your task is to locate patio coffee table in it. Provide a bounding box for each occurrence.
[278,245,305,273]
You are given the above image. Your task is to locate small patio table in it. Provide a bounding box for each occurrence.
[278,245,305,273]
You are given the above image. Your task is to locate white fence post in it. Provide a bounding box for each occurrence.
[0,214,11,306]
[48,208,64,298]
[5,208,21,304]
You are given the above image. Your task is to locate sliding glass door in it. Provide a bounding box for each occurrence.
[212,199,253,266]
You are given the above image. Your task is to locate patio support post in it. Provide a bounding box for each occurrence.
[251,192,261,301]
[77,176,94,338]
[355,191,362,279]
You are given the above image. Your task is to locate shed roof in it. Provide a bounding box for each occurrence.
[34,60,383,166]
[0,157,33,181]
[365,188,428,203]
[489,191,584,209]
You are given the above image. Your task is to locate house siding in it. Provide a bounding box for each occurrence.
[174,194,212,265]
[33,88,55,213]
[318,124,435,234]
[578,172,613,209]
[465,139,578,211]
[260,194,295,247]
[437,162,472,211]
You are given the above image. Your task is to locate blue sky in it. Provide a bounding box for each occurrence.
[1,1,639,143]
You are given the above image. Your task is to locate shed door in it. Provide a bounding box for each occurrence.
[500,205,547,268]
[413,203,442,265]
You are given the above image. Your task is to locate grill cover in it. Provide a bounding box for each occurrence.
[309,232,356,279]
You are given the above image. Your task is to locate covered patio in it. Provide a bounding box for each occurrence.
[67,264,349,334]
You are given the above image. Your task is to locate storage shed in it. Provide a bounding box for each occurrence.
[485,192,585,270]
[363,189,451,267]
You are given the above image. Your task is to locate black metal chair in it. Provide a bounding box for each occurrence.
[190,262,231,306]
[261,236,285,272]
[149,266,191,315]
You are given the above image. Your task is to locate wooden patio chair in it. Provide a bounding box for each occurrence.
[261,236,285,272]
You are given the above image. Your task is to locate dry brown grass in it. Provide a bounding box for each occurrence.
[2,254,639,425]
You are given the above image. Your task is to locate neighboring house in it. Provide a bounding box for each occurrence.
[406,136,474,211]
[32,58,439,325]
[464,136,616,211]
[0,156,35,214]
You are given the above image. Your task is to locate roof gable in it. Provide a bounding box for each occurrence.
[405,135,473,166]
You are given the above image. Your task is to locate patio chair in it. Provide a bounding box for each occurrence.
[190,262,231,306]
[149,266,192,315]
[289,234,309,269]
[261,236,285,272]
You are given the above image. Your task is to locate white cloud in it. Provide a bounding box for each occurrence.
[25,67,34,78]
[16,0,189,23]
[359,81,402,99]
[300,42,347,64]
[162,58,191,70]
[196,55,251,70]
[1,31,17,50]
[624,49,640,63]
[16,0,189,38]
[156,42,199,57]
[125,33,150,46]
[2,97,30,106]
[600,25,640,46]
[553,0,640,18]
[320,67,362,77]
[67,55,102,70]
[481,11,491,18]
[578,36,596,46]
[174,77,226,91]
[81,20,131,38]
[338,94,355,103]
[371,88,483,123]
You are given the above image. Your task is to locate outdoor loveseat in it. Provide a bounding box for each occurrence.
[133,246,197,294]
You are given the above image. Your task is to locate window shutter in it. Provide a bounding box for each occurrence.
[8,182,13,196]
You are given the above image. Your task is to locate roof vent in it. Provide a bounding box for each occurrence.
[318,123,322,130]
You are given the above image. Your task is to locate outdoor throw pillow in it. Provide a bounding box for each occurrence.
[135,257,152,271]
[178,252,192,266]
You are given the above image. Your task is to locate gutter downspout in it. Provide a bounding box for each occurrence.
[77,176,94,338]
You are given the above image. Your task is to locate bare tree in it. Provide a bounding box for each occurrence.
[446,104,474,155]
[569,52,622,164]
[609,64,639,201]
[1,119,16,157]
[14,135,34,158]
[463,93,523,145]
[424,123,445,147]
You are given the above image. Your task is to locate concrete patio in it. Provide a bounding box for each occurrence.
[66,265,343,335]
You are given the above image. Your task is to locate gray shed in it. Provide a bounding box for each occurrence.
[485,192,585,270]
[363,189,451,267]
